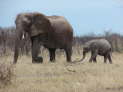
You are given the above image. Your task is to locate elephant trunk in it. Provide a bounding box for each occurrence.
[13,26,24,64]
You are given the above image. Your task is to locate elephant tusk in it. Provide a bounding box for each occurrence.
[22,33,25,39]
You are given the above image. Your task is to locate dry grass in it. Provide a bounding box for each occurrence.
[0,50,123,92]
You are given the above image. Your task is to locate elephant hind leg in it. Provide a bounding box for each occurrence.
[49,48,56,62]
[65,47,72,62]
[108,53,112,64]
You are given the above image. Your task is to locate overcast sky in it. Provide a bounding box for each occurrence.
[0,0,123,36]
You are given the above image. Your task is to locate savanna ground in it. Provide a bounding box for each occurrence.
[0,48,123,92]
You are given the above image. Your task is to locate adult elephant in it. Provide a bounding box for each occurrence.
[80,39,112,64]
[13,12,73,64]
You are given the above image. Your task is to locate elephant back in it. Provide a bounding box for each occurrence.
[92,39,111,50]
[85,39,111,50]
[47,16,73,33]
[96,39,111,48]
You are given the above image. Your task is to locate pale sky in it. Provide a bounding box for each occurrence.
[0,0,123,36]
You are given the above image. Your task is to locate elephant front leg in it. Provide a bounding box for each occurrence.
[89,50,97,63]
[93,57,97,63]
[104,55,108,64]
[89,55,93,63]
[48,48,56,62]
[31,37,43,63]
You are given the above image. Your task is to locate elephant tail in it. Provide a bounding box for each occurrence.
[110,48,113,58]
[111,47,113,54]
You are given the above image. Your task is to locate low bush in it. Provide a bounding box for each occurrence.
[0,62,14,87]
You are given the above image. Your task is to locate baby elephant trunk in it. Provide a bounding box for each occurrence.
[79,51,86,62]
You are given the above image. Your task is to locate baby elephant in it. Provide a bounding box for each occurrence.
[80,39,112,64]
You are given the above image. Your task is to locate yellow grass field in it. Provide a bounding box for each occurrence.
[0,50,123,92]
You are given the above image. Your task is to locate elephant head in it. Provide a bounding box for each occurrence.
[15,13,51,37]
[13,12,52,64]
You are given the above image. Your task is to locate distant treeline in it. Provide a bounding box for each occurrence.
[0,27,123,56]
[0,27,30,56]
[74,31,123,52]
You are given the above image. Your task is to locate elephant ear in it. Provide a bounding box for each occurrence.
[30,13,51,37]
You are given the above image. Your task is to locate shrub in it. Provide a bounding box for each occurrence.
[0,62,14,87]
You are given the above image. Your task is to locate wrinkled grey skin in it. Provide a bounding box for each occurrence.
[80,39,112,64]
[13,12,73,64]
